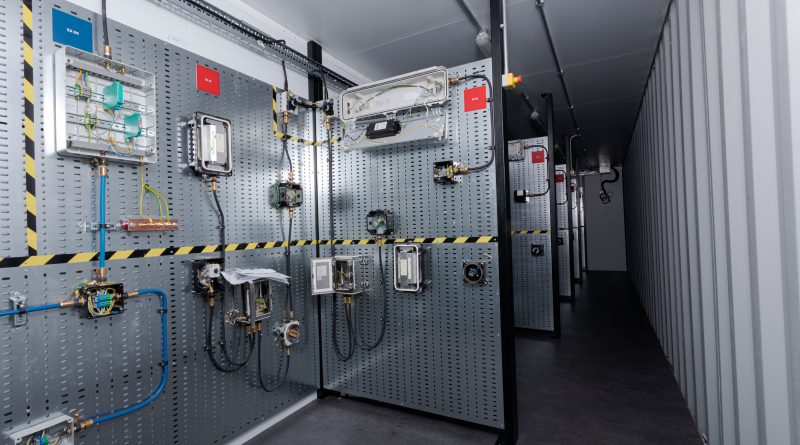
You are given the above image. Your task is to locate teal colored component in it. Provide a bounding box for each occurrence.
[103,81,124,110]
[124,113,143,139]
[95,293,112,309]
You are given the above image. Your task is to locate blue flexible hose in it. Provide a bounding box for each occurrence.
[0,303,61,318]
[86,288,169,427]
[98,174,107,269]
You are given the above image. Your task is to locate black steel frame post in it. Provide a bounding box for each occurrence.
[545,94,562,338]
[566,136,576,300]
[490,0,519,443]
[307,40,329,398]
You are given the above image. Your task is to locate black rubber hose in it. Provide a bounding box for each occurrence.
[257,331,290,392]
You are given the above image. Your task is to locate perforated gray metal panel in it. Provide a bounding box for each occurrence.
[0,0,27,257]
[555,164,571,297]
[318,60,505,429]
[509,137,555,330]
[0,1,319,443]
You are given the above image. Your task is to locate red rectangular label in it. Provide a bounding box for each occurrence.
[196,65,220,96]
[531,150,546,164]
[463,86,487,112]
[556,173,565,183]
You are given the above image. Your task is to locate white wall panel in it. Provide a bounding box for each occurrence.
[624,0,800,443]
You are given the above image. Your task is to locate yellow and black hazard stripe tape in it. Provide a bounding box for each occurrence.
[22,0,37,256]
[0,236,497,269]
[512,230,551,235]
[271,86,341,146]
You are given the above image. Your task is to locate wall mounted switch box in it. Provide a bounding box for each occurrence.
[272,181,303,208]
[366,209,395,235]
[394,243,424,293]
[54,46,157,164]
[311,256,365,295]
[189,113,233,176]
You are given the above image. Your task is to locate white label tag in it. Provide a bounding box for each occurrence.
[374,121,387,131]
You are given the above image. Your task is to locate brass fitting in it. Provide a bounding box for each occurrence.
[448,74,461,86]
[97,160,109,177]
[288,207,294,219]
[324,115,332,131]
[209,176,218,192]
[245,322,262,335]
[79,419,94,431]
[284,347,292,356]
[287,170,295,182]
[103,44,112,60]
[94,267,107,282]
[453,164,470,175]
[126,291,140,299]
[342,295,352,305]
[282,111,290,125]
[208,296,216,307]
[60,299,77,309]
[285,310,295,320]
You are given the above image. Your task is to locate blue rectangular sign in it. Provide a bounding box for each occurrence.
[52,8,93,53]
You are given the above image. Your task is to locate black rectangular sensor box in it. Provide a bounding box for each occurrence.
[366,119,401,139]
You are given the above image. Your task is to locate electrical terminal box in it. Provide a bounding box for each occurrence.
[239,280,272,326]
[311,256,365,295]
[54,46,157,164]
[76,282,125,319]
[366,209,394,236]
[193,260,223,294]
[272,181,303,208]
[6,413,75,445]
[433,160,464,185]
[531,244,545,257]
[508,140,525,162]
[394,244,424,293]
[277,91,299,116]
[189,113,233,176]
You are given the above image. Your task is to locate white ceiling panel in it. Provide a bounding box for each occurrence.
[565,51,652,105]
[239,0,669,167]
[344,19,487,79]
[547,0,670,66]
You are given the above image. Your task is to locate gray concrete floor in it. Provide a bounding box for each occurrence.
[248,272,701,445]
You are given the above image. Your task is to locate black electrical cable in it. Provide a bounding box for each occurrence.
[555,169,569,205]
[322,76,356,361]
[353,243,388,351]
[599,166,619,204]
[458,74,495,173]
[219,294,254,367]
[530,180,551,198]
[101,0,111,60]
[331,297,355,361]
[206,302,247,372]
[257,331,290,392]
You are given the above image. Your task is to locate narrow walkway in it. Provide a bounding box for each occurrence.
[515,271,700,444]
[250,272,700,444]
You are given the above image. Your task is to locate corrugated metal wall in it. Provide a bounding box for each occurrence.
[623,0,800,444]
